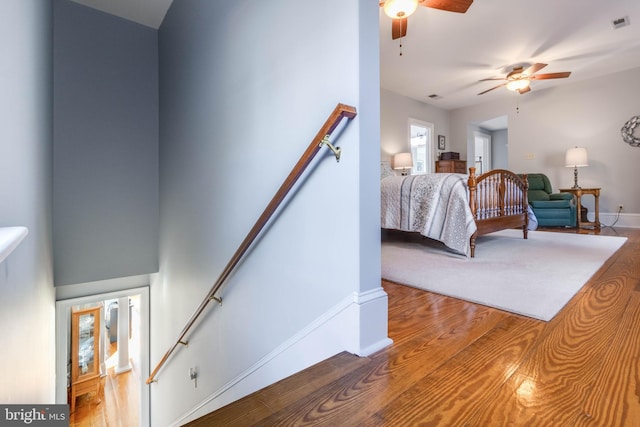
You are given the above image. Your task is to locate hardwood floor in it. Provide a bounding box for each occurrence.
[70,297,141,427]
[69,361,140,427]
[190,227,640,426]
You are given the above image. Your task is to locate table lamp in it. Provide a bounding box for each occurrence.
[565,146,588,189]
[393,152,413,176]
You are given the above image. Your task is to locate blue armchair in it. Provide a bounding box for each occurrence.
[521,173,577,227]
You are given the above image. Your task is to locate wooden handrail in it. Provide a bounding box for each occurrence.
[146,103,357,384]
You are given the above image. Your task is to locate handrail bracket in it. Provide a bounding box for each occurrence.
[320,135,341,162]
[209,295,223,305]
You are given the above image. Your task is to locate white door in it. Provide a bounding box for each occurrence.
[474,131,491,173]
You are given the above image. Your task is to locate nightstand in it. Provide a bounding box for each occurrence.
[559,187,601,230]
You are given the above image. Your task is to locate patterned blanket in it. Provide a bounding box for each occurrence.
[381,173,477,256]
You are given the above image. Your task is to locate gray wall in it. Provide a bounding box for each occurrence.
[380,88,450,162]
[53,0,159,286]
[451,67,640,226]
[382,67,640,227]
[0,0,55,403]
[491,128,509,170]
[153,0,384,423]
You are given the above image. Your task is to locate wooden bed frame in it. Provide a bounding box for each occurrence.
[467,167,529,257]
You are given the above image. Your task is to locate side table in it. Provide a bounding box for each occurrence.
[559,187,601,230]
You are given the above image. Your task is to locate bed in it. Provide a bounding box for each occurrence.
[381,165,528,257]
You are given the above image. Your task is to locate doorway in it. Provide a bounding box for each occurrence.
[472,115,509,171]
[55,286,150,426]
[474,131,491,174]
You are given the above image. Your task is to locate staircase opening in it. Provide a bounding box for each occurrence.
[55,286,150,426]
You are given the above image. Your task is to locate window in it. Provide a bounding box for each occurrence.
[408,119,434,175]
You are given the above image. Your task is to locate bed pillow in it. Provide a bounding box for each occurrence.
[381,162,394,180]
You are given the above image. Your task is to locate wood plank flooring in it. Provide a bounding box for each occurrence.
[190,227,640,426]
[69,343,140,427]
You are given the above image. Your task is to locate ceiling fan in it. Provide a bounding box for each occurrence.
[478,63,572,95]
[380,0,473,40]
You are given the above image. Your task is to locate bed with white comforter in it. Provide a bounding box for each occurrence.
[381,173,478,256]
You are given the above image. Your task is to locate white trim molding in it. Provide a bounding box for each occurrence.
[173,287,392,426]
[597,212,640,229]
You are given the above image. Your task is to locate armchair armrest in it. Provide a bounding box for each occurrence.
[550,193,573,201]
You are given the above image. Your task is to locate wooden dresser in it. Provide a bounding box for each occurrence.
[435,159,466,173]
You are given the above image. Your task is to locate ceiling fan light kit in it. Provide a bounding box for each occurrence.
[478,63,571,96]
[506,78,530,92]
[380,0,473,41]
[383,0,418,19]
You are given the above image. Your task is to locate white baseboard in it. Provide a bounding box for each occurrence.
[596,212,640,229]
[172,287,392,426]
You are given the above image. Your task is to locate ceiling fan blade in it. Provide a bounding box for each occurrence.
[518,86,531,94]
[522,63,547,76]
[391,18,408,40]
[478,83,506,95]
[530,72,572,80]
[478,77,507,82]
[420,0,473,13]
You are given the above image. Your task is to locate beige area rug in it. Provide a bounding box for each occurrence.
[381,229,627,321]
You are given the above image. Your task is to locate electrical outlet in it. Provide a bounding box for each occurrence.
[618,204,624,211]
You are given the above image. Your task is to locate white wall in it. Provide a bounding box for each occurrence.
[153,1,387,424]
[0,0,56,403]
[381,88,450,162]
[450,67,640,226]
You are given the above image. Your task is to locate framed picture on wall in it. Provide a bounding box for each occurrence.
[438,135,446,150]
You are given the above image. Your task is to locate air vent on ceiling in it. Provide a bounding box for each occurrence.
[428,94,443,100]
[611,16,630,30]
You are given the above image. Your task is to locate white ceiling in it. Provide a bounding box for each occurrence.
[70,0,172,29]
[71,0,640,111]
[380,0,640,110]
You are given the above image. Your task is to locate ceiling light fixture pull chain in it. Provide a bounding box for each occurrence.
[399,38,403,56]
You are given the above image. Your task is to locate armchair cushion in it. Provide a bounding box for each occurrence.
[527,174,553,193]
[549,193,573,201]
[530,199,573,209]
[528,189,550,202]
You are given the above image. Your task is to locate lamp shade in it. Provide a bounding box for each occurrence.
[383,0,418,19]
[393,152,413,170]
[565,147,589,167]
